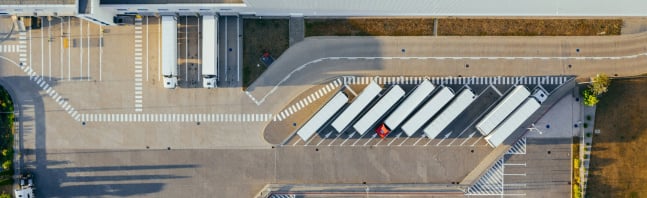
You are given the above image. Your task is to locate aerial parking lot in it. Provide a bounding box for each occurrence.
[1,1,647,196]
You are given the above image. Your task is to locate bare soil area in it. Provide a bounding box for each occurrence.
[587,77,647,198]
[306,18,622,37]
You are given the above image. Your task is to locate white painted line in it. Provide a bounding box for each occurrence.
[362,133,378,146]
[339,132,354,146]
[387,132,402,146]
[459,132,476,146]
[412,135,426,146]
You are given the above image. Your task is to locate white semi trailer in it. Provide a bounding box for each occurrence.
[161,15,178,89]
[202,15,218,88]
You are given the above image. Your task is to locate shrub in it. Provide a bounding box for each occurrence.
[0,193,10,198]
[586,133,592,138]
[586,115,592,121]
[589,73,610,95]
[2,160,10,171]
[583,123,589,128]
[1,149,7,157]
[582,89,599,106]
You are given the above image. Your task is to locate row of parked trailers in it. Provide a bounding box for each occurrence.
[160,15,219,89]
[294,80,544,148]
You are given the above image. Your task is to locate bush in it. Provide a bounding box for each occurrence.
[583,123,589,128]
[1,160,10,171]
[586,133,592,138]
[1,149,7,157]
[582,89,599,106]
[0,193,10,198]
[586,115,592,121]
[589,73,610,95]
[573,184,582,198]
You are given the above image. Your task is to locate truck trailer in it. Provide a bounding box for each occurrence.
[161,15,178,89]
[201,15,218,88]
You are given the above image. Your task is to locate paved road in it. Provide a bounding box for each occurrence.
[247,34,647,114]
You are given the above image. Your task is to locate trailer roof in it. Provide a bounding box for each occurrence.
[401,87,454,136]
[485,98,541,148]
[201,15,217,75]
[161,16,177,75]
[353,85,405,135]
[331,82,382,132]
[384,80,435,130]
[296,92,348,141]
[476,85,530,136]
[423,88,476,139]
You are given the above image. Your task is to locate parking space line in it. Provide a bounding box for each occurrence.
[363,133,378,146]
[387,132,402,146]
[436,132,452,146]
[398,134,409,146]
[87,20,91,81]
[316,131,333,146]
[470,136,484,147]
[292,138,301,146]
[327,132,341,146]
[412,134,426,146]
[351,132,368,146]
[339,132,354,146]
[459,132,476,146]
[48,18,52,80]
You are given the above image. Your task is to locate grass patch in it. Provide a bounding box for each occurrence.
[587,77,647,197]
[0,86,13,194]
[242,18,289,89]
[305,18,622,37]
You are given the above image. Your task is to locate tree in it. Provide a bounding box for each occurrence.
[582,89,599,106]
[0,193,10,198]
[589,73,610,95]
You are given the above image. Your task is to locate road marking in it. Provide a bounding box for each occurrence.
[292,138,302,146]
[41,18,44,81]
[503,173,526,176]
[67,17,71,80]
[363,133,378,146]
[351,132,369,146]
[412,134,426,146]
[80,18,84,80]
[459,132,476,146]
[327,132,341,146]
[339,132,354,146]
[185,16,188,83]
[316,131,333,146]
[398,134,410,146]
[237,16,241,82]
[446,130,466,146]
[470,136,484,147]
[158,16,161,82]
[436,132,452,146]
[87,20,91,81]
[504,163,527,166]
[134,17,144,112]
[387,132,402,146]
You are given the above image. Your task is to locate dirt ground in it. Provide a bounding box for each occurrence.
[305,18,622,37]
[242,19,289,89]
[587,77,647,198]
